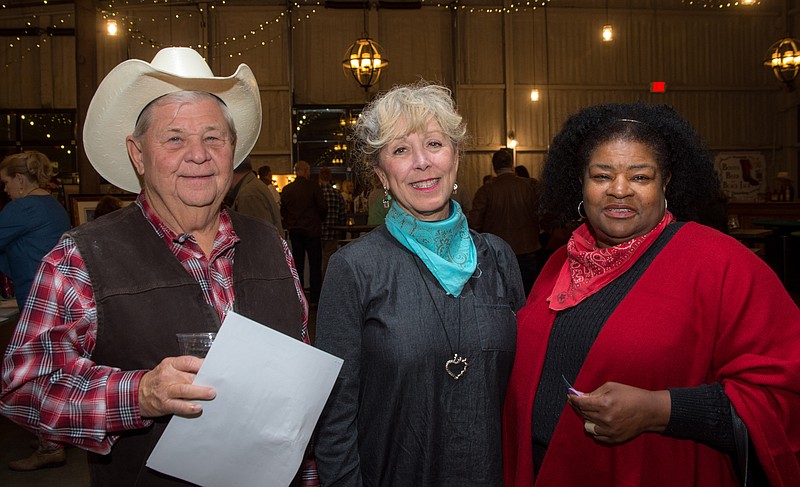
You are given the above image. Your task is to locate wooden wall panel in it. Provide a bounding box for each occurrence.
[457,86,505,149]
[511,87,550,150]
[211,6,289,87]
[253,89,292,155]
[458,12,504,85]
[0,39,42,108]
[515,151,546,180]
[377,9,454,88]
[96,33,129,82]
[648,11,776,87]
[292,7,452,103]
[96,6,205,79]
[291,8,373,104]
[52,38,77,108]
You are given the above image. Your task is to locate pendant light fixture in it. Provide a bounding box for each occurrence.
[601,0,613,42]
[764,0,799,89]
[530,6,540,102]
[342,1,389,91]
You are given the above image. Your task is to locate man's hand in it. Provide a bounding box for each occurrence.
[138,356,216,418]
[567,381,671,444]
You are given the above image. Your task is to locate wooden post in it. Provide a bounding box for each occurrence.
[75,0,100,193]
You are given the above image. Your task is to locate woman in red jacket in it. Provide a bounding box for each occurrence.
[503,102,800,486]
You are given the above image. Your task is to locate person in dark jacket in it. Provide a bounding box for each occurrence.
[281,160,327,304]
[469,148,542,294]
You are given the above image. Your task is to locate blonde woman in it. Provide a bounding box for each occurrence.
[315,83,525,486]
[0,151,69,313]
[0,151,70,471]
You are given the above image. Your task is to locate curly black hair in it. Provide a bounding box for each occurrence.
[539,102,721,227]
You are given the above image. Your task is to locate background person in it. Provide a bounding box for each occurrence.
[340,179,355,215]
[0,47,309,486]
[314,82,525,486]
[366,174,389,225]
[281,160,327,305]
[93,194,125,219]
[503,102,800,486]
[318,166,344,274]
[469,148,541,294]
[0,150,71,471]
[0,151,70,313]
[227,157,283,234]
[257,164,281,206]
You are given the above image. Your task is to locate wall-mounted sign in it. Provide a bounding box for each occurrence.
[714,152,765,201]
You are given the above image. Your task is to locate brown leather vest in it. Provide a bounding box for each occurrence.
[69,204,303,487]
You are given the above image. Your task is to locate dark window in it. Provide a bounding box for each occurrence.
[0,109,77,177]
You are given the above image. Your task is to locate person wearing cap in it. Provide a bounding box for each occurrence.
[0,47,309,486]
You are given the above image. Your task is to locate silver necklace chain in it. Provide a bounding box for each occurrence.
[413,257,469,380]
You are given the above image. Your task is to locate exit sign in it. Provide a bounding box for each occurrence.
[650,81,667,93]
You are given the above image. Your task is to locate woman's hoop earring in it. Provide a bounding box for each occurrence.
[577,200,587,220]
[452,183,458,194]
[383,188,391,209]
[665,198,668,211]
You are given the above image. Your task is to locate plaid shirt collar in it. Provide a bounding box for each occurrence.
[136,191,240,259]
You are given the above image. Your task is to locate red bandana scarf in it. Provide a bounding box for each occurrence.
[548,211,676,311]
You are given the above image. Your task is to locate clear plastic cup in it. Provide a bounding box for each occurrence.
[176,332,217,358]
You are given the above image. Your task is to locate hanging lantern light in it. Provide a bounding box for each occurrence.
[106,19,118,36]
[601,24,613,42]
[342,3,388,91]
[601,0,612,42]
[764,37,800,86]
[530,6,540,103]
[342,37,388,91]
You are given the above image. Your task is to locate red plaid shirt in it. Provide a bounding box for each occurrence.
[0,194,308,454]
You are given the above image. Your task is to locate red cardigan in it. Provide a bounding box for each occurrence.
[503,223,800,486]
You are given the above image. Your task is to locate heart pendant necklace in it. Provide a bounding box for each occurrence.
[414,258,468,380]
[445,353,468,380]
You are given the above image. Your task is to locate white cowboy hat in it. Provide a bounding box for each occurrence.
[83,47,261,193]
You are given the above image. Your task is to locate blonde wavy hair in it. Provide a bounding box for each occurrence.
[0,150,55,188]
[352,81,467,177]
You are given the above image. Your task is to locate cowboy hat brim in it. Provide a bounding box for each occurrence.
[83,48,261,193]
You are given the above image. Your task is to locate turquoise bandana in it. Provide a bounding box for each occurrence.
[385,200,477,297]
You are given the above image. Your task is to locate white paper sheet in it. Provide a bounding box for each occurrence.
[146,311,343,486]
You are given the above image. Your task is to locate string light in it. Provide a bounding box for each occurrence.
[420,0,550,14]
[98,2,321,57]
[681,0,761,7]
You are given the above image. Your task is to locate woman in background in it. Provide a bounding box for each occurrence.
[0,150,70,472]
[315,82,524,486]
[503,102,800,486]
[0,151,70,312]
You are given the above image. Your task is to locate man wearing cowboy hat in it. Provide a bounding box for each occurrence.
[0,47,308,486]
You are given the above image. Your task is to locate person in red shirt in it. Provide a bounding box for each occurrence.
[0,47,309,486]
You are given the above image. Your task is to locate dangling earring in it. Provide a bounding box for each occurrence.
[382,188,391,209]
[664,198,668,211]
[577,200,587,220]
[452,183,458,195]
